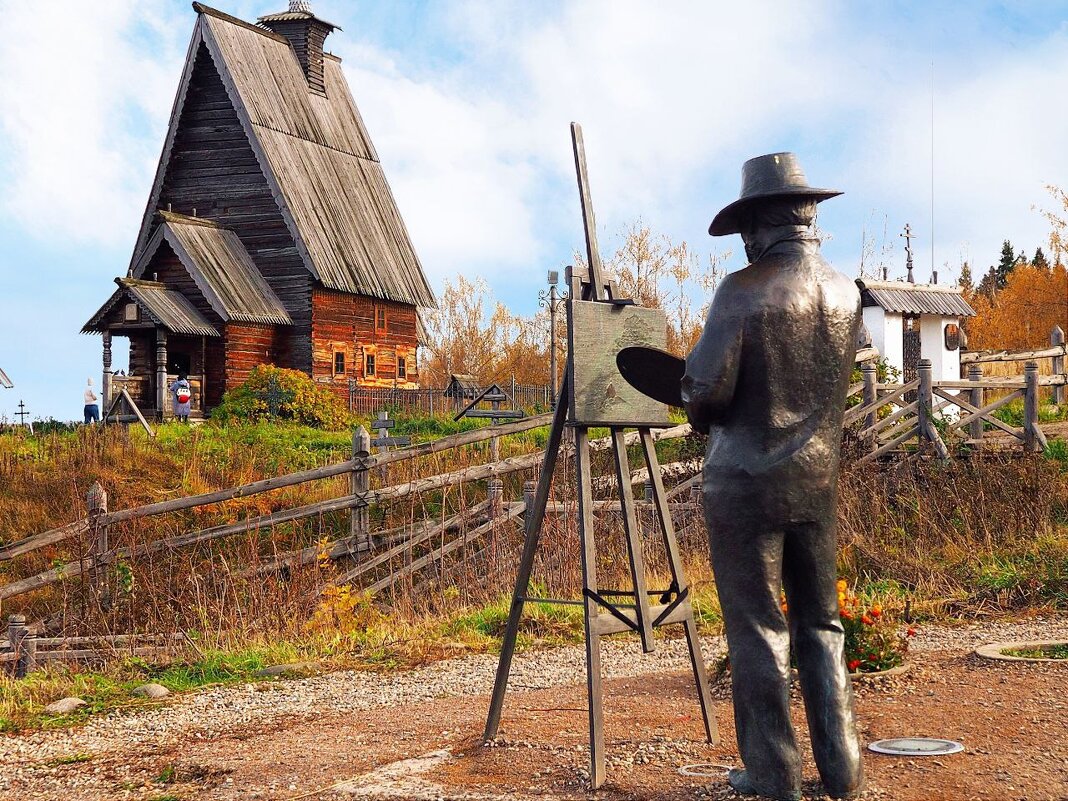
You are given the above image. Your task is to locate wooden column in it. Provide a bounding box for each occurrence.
[968,364,984,442]
[350,426,371,552]
[488,479,504,518]
[87,481,109,611]
[861,362,878,434]
[102,331,113,411]
[1024,361,1047,452]
[1052,326,1065,406]
[155,329,168,420]
[917,359,950,459]
[8,615,35,679]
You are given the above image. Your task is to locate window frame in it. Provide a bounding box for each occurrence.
[375,304,387,334]
[397,355,407,381]
[365,351,376,377]
[332,349,346,376]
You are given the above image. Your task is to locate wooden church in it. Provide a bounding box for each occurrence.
[83,1,436,419]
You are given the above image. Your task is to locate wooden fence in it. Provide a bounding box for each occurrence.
[348,380,553,417]
[1,413,704,674]
[844,356,1060,462]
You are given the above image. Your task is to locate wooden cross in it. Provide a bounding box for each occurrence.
[15,400,29,426]
[369,410,411,450]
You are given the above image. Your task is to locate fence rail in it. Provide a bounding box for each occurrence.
[348,381,553,416]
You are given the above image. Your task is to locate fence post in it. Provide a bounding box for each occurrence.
[917,359,950,460]
[861,362,878,433]
[523,479,535,510]
[1024,361,1046,453]
[86,481,109,610]
[351,426,371,551]
[1053,326,1065,407]
[968,364,984,442]
[8,615,35,679]
[488,479,504,519]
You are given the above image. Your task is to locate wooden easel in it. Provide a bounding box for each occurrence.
[483,123,717,789]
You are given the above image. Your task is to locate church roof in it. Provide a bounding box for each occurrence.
[856,279,977,318]
[83,279,221,337]
[128,3,436,309]
[133,213,293,326]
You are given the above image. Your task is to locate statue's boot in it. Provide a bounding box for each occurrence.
[727,768,802,801]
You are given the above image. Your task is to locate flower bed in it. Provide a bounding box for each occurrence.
[782,580,912,674]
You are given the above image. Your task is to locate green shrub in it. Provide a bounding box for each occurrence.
[211,366,351,429]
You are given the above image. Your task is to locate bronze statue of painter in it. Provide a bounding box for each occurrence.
[682,153,864,800]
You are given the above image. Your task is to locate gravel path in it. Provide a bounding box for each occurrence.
[2,616,1067,799]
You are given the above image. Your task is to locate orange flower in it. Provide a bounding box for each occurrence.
[848,659,862,671]
[870,607,882,618]
[841,609,854,620]
[861,615,874,626]
[836,579,848,592]
[906,627,917,637]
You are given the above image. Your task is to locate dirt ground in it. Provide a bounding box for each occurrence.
[6,646,1067,801]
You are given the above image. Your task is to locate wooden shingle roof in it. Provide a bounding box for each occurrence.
[134,213,293,326]
[128,4,436,309]
[83,279,221,337]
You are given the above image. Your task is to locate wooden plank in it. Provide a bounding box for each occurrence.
[0,519,88,562]
[939,388,1025,440]
[961,344,1068,364]
[570,123,606,302]
[485,371,571,741]
[858,401,918,439]
[331,501,492,588]
[366,502,526,594]
[610,428,654,652]
[858,425,920,464]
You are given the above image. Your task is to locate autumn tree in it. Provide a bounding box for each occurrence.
[958,261,973,293]
[967,262,1068,351]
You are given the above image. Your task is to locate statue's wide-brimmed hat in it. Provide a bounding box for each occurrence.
[709,152,842,236]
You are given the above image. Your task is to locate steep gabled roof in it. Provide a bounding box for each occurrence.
[134,212,292,326]
[857,279,977,318]
[128,3,436,309]
[83,279,221,337]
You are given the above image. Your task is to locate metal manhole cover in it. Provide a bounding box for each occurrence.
[868,738,964,756]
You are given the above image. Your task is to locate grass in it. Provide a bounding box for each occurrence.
[1002,643,1068,659]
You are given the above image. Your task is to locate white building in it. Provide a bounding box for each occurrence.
[856,279,976,383]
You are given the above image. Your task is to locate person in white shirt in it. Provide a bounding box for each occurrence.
[83,378,100,424]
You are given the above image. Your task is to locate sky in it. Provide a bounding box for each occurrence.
[2,0,1068,420]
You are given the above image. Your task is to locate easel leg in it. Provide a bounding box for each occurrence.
[575,426,606,788]
[483,370,571,740]
[610,428,654,652]
[639,429,718,744]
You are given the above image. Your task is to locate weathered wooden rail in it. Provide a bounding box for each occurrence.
[1,615,190,678]
[0,412,701,610]
[846,357,1057,462]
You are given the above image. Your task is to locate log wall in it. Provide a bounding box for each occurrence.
[311,288,419,398]
[224,324,281,390]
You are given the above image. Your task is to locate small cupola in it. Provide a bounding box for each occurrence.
[257,1,339,95]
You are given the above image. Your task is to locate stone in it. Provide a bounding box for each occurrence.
[44,697,86,715]
[132,683,170,699]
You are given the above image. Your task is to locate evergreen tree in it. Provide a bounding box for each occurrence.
[977,266,998,300]
[1033,246,1050,270]
[958,261,974,293]
[995,240,1016,289]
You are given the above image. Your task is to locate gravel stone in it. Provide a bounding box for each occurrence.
[131,683,170,699]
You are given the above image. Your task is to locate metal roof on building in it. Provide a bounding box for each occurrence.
[134,213,293,326]
[856,279,976,318]
[83,279,221,337]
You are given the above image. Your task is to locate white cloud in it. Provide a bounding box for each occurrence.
[0,0,186,248]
